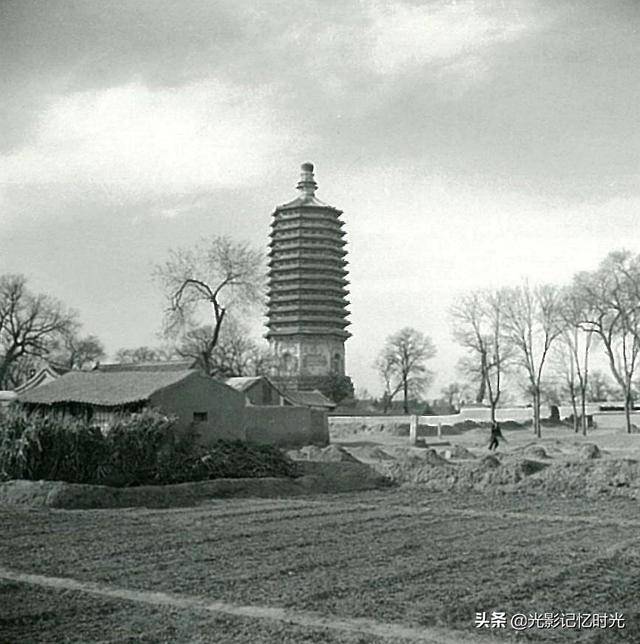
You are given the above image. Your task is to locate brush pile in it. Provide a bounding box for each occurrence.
[0,407,298,487]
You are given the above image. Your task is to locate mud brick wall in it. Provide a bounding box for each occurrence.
[245,406,329,448]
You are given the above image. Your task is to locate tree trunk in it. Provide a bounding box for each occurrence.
[624,390,633,434]
[382,392,390,414]
[403,380,409,415]
[0,358,12,390]
[570,393,579,433]
[580,387,588,436]
[532,389,541,438]
[476,373,486,404]
[489,399,497,425]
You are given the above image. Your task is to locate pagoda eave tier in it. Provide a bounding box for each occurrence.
[269,224,346,235]
[266,328,352,339]
[267,311,351,327]
[268,302,350,311]
[269,231,347,241]
[273,203,343,214]
[269,251,348,261]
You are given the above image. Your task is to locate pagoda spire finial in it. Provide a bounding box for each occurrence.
[296,162,317,196]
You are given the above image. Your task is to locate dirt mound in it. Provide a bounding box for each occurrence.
[499,420,530,430]
[379,452,549,491]
[517,459,640,497]
[0,462,394,509]
[297,461,394,492]
[381,450,640,499]
[580,443,601,460]
[525,445,550,459]
[479,454,501,469]
[453,419,483,431]
[289,444,359,463]
[341,445,395,462]
[443,445,476,460]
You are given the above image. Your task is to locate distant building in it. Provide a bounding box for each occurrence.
[18,368,246,444]
[225,376,290,406]
[266,163,353,400]
[225,376,336,411]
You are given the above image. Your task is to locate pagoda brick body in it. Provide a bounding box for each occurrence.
[267,163,352,398]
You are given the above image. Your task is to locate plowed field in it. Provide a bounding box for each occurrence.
[1,490,638,642]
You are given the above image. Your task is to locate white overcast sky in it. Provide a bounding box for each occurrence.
[1,0,639,396]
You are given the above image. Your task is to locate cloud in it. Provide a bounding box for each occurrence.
[0,79,303,203]
[364,1,529,76]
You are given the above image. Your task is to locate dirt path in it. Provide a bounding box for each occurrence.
[0,566,500,644]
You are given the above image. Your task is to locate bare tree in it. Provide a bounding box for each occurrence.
[51,331,106,369]
[451,289,510,424]
[555,287,597,435]
[549,341,579,432]
[177,319,273,378]
[572,251,640,433]
[501,282,564,437]
[375,327,436,414]
[0,275,76,388]
[455,355,486,405]
[441,382,462,413]
[587,369,615,402]
[155,237,265,352]
[374,351,403,413]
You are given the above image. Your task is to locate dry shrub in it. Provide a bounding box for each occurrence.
[0,406,298,486]
[0,407,108,484]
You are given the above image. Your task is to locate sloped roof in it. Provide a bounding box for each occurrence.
[276,194,340,211]
[19,369,199,407]
[96,360,196,372]
[286,389,336,409]
[14,364,72,394]
[225,376,266,393]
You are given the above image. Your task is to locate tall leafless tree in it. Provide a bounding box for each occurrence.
[555,286,596,435]
[375,327,436,414]
[155,236,265,351]
[0,274,76,388]
[501,282,564,437]
[451,289,510,424]
[572,251,640,434]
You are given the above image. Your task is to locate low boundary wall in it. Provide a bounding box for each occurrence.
[245,406,329,448]
[592,412,640,431]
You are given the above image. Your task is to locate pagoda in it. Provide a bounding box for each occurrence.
[266,163,353,399]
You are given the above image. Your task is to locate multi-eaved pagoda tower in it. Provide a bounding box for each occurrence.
[266,163,353,400]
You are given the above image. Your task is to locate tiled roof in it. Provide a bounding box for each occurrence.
[286,389,336,409]
[19,370,198,407]
[276,194,339,211]
[225,376,265,392]
[14,365,71,394]
[96,360,196,372]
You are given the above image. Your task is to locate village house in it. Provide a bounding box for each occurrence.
[225,375,336,411]
[18,367,246,445]
[225,376,291,406]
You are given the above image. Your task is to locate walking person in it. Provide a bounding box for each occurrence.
[488,420,503,451]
